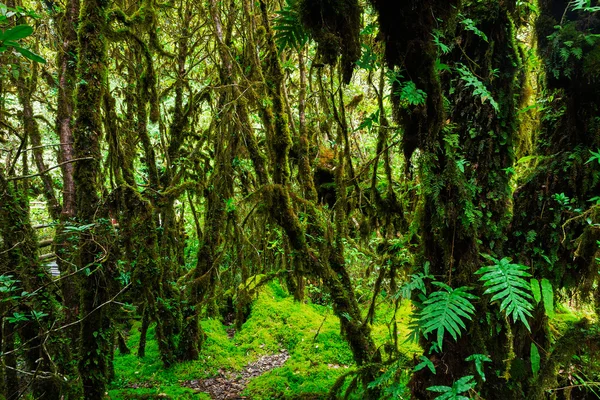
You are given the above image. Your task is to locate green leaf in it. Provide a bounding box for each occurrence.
[273,0,308,51]
[13,45,46,63]
[456,64,499,112]
[398,80,427,106]
[427,375,476,400]
[357,109,379,133]
[414,356,436,374]
[541,278,554,318]
[530,343,540,376]
[460,18,488,42]
[0,24,33,42]
[585,149,600,165]
[465,354,492,382]
[356,44,378,70]
[30,310,48,320]
[419,282,478,351]
[432,29,450,54]
[477,255,534,331]
[531,278,541,304]
[7,311,29,324]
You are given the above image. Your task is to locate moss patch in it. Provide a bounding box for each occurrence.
[111,281,418,399]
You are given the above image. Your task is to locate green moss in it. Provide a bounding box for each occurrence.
[370,300,421,356]
[240,282,352,398]
[112,281,419,399]
[108,385,201,400]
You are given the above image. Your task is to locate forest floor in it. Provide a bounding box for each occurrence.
[109,281,419,399]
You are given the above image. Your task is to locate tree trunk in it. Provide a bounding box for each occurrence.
[73,0,113,396]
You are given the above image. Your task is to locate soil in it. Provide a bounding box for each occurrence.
[182,350,290,399]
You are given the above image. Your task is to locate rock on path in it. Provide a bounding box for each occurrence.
[183,350,290,399]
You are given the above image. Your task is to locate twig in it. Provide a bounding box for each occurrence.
[313,314,328,342]
[7,157,94,181]
[49,283,132,334]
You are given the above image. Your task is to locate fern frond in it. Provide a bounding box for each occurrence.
[273,0,308,51]
[476,256,534,330]
[418,282,478,351]
[427,375,476,400]
[455,64,499,112]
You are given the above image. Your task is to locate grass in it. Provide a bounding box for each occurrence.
[110,281,419,399]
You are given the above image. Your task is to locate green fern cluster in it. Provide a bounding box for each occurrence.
[412,254,537,352]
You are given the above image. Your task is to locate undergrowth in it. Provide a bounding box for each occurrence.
[110,281,418,399]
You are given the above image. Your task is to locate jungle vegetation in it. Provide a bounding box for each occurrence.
[0,0,599,398]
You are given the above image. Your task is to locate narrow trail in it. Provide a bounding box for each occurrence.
[182,350,290,399]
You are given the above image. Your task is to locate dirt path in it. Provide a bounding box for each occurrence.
[182,350,290,399]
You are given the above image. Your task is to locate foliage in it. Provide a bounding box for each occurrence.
[476,255,534,330]
[398,81,428,106]
[367,359,411,399]
[396,262,432,300]
[2,0,600,398]
[418,282,478,351]
[460,17,488,42]
[414,355,436,374]
[540,278,555,318]
[273,0,308,51]
[455,64,499,111]
[426,375,477,400]
[389,71,428,106]
[586,149,600,166]
[530,343,540,376]
[571,0,600,13]
[0,5,45,63]
[465,354,492,382]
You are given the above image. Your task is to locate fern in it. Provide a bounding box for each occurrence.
[418,282,478,351]
[427,375,477,400]
[571,0,600,12]
[414,355,436,374]
[399,81,427,106]
[455,64,499,112]
[273,0,308,51]
[432,29,451,54]
[476,255,534,330]
[367,359,410,398]
[541,278,554,318]
[396,262,432,300]
[465,354,492,382]
[460,17,488,42]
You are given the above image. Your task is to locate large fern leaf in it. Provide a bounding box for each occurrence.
[476,256,534,330]
[427,375,477,400]
[419,282,478,351]
[273,0,308,51]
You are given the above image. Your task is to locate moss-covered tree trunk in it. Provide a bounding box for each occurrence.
[0,172,63,399]
[178,0,237,361]
[257,2,381,396]
[73,0,113,396]
[14,64,61,221]
[367,0,532,397]
[411,2,526,397]
[52,0,82,368]
[509,1,600,397]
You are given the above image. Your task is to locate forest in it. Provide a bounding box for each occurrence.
[0,0,599,398]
